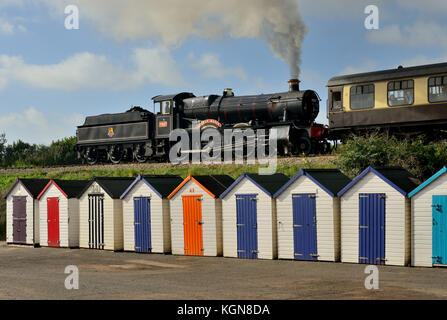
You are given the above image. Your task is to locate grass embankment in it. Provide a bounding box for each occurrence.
[0,160,335,240]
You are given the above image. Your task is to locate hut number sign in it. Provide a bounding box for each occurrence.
[91,184,101,194]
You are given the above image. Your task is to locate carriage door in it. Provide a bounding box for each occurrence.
[359,194,386,265]
[89,194,104,249]
[134,197,151,253]
[236,194,258,259]
[12,196,27,244]
[182,195,204,256]
[292,194,318,261]
[47,197,60,247]
[432,195,447,265]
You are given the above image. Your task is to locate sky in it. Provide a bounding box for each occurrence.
[0,0,446,145]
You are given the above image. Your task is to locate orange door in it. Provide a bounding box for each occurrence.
[182,195,204,256]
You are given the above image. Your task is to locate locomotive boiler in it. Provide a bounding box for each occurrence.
[75,79,328,164]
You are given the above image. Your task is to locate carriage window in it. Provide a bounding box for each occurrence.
[350,84,374,110]
[428,76,447,103]
[161,101,172,114]
[388,80,414,106]
[331,91,342,111]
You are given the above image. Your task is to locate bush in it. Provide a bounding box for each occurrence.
[334,133,447,180]
[1,136,79,168]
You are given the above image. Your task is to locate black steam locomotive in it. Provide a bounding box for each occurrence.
[75,79,328,164]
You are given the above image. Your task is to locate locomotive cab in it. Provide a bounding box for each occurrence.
[155,99,174,138]
[152,92,195,138]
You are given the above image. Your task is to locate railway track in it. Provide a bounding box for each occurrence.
[0,156,336,174]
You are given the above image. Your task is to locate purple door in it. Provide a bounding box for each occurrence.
[13,196,27,244]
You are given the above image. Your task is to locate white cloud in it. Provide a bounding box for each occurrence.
[396,0,447,15]
[0,107,83,144]
[0,18,14,35]
[367,22,447,49]
[340,60,378,76]
[401,55,447,68]
[41,0,307,77]
[0,17,26,35]
[0,47,184,91]
[189,53,248,81]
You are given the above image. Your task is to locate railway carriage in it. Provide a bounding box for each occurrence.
[327,62,447,140]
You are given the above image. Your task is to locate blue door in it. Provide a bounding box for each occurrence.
[292,194,318,261]
[359,194,385,265]
[433,195,447,265]
[134,197,151,253]
[236,194,258,259]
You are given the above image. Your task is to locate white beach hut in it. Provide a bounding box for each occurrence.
[3,178,49,246]
[37,179,90,248]
[167,175,234,257]
[273,169,351,262]
[120,175,183,253]
[220,173,290,260]
[408,167,447,267]
[337,167,419,266]
[78,177,134,251]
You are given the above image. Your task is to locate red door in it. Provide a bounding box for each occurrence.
[47,197,60,247]
[182,195,204,256]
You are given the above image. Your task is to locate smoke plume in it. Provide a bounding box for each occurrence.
[46,0,307,78]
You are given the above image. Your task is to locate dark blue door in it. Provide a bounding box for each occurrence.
[292,194,318,261]
[236,194,258,259]
[134,197,151,253]
[359,193,385,265]
[433,195,447,265]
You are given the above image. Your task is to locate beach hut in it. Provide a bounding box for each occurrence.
[3,178,49,246]
[168,175,235,257]
[78,177,134,251]
[37,179,90,248]
[408,167,447,267]
[338,167,419,266]
[273,169,351,262]
[120,175,183,253]
[220,173,290,260]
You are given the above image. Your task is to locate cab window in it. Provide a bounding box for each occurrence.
[350,84,374,110]
[388,80,414,107]
[428,76,447,103]
[161,101,172,114]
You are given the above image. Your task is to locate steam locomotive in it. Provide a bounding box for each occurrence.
[75,79,329,164]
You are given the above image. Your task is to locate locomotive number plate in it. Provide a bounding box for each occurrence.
[159,121,168,128]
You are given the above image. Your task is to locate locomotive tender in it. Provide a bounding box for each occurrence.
[75,79,327,164]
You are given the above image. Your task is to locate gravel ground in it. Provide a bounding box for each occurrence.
[0,242,446,300]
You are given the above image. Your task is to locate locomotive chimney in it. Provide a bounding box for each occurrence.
[288,79,300,92]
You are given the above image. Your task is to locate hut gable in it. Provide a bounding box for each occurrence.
[338,167,419,197]
[121,175,183,200]
[274,169,351,198]
[220,173,290,199]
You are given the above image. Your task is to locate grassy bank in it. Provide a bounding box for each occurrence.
[0,160,335,240]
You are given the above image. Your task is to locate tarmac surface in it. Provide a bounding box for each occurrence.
[0,242,446,300]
